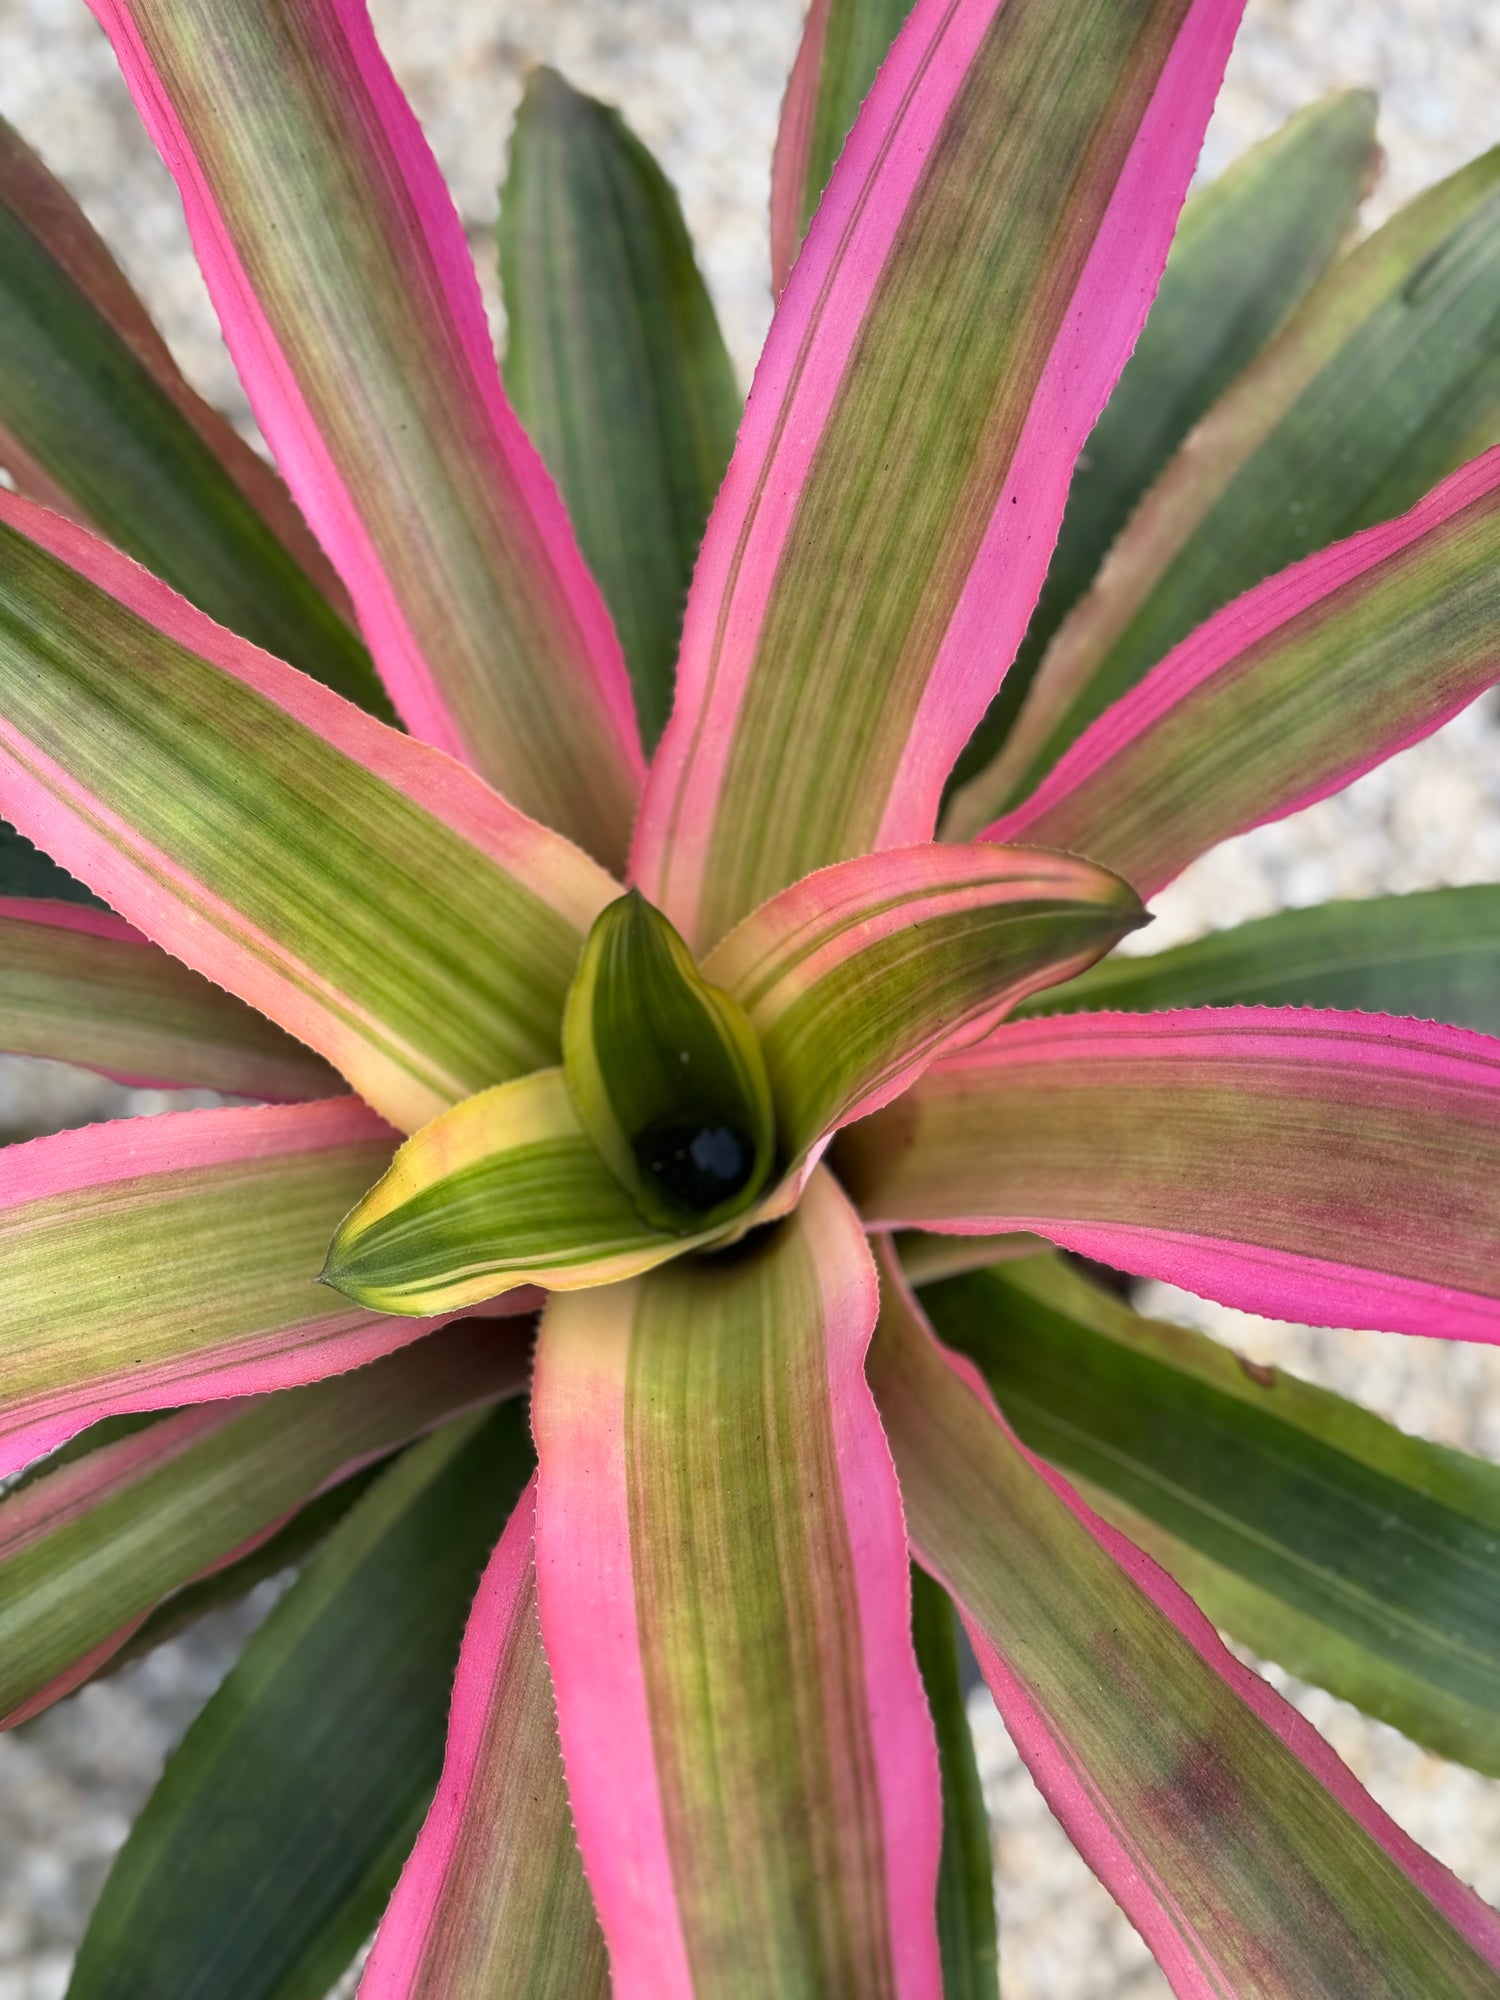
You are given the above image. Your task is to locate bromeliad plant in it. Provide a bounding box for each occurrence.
[2,0,1500,1993]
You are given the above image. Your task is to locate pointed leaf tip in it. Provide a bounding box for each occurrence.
[563,890,776,1232]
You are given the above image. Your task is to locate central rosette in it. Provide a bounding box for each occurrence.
[564,890,777,1234]
[319,846,1144,1320]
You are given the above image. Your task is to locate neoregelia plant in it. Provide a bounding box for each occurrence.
[1,0,1499,1993]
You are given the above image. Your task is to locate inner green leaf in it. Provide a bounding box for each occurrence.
[563,889,776,1233]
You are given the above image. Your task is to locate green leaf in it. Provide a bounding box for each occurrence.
[564,889,775,1232]
[922,1254,1500,1778]
[953,144,1500,828]
[911,1565,999,2000]
[945,89,1379,795]
[501,68,740,752]
[66,1402,535,2000]
[0,1324,522,1725]
[0,116,388,717]
[1019,886,1500,1030]
[107,1466,387,1675]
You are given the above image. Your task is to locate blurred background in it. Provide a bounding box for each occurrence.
[0,0,1497,1994]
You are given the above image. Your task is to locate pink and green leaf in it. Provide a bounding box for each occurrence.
[842,1008,1500,1342]
[71,1402,554,2000]
[982,446,1500,898]
[869,1249,1500,1997]
[946,88,1382,796]
[87,0,643,866]
[105,1466,386,1675]
[0,897,340,1099]
[0,1096,480,1476]
[0,495,618,1131]
[531,1170,943,1997]
[0,1323,524,1728]
[361,1474,609,1999]
[703,842,1145,1159]
[954,147,1500,829]
[633,0,1243,950]
[896,1230,1053,1283]
[769,0,912,297]
[0,113,386,717]
[923,1253,1500,1776]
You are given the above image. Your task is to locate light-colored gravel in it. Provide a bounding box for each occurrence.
[0,1,1496,1995]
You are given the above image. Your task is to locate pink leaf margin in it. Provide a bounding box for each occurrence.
[885,1258,1500,1983]
[768,0,832,299]
[0,1098,464,1477]
[531,1174,943,1998]
[986,446,1500,894]
[871,1007,1500,1345]
[85,0,641,782]
[531,1305,693,1998]
[634,0,1244,943]
[359,1473,541,1998]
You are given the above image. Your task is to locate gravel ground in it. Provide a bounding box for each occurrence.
[0,0,1497,1995]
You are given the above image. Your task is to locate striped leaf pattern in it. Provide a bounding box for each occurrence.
[87,0,644,865]
[0,897,340,1100]
[844,1009,1500,1342]
[870,1250,1500,1998]
[956,147,1500,826]
[634,0,1243,950]
[0,495,617,1132]
[532,1171,942,1997]
[987,448,1500,898]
